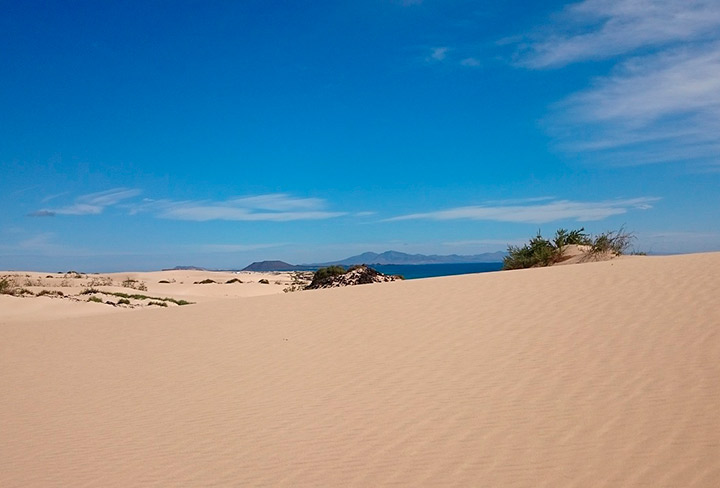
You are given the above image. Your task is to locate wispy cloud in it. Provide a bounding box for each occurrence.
[386,197,659,224]
[516,0,720,69]
[30,188,142,217]
[136,193,346,222]
[512,0,720,167]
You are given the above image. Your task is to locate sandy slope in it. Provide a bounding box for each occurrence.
[1,253,718,487]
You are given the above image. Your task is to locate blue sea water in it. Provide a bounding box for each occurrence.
[372,262,504,280]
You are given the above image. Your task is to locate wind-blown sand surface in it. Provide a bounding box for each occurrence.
[1,253,719,486]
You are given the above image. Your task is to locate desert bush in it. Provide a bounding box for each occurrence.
[503,232,558,270]
[148,301,168,307]
[121,278,147,291]
[553,227,590,249]
[225,278,243,284]
[194,279,216,284]
[88,277,114,287]
[117,298,131,305]
[80,287,101,295]
[87,296,103,303]
[258,278,270,284]
[312,265,346,281]
[0,278,14,295]
[589,227,635,256]
[158,280,171,284]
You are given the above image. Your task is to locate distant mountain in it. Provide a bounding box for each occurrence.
[312,250,506,266]
[242,260,305,272]
[162,265,208,271]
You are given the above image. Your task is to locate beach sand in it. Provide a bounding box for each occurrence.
[1,253,719,486]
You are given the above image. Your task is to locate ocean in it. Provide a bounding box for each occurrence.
[372,262,504,280]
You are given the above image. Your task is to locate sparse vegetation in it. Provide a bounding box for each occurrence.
[194,279,217,284]
[37,289,64,297]
[117,298,131,305]
[121,278,147,291]
[81,288,101,295]
[87,296,103,303]
[0,278,14,295]
[225,278,243,284]
[147,301,168,307]
[88,276,114,287]
[503,227,635,270]
[588,227,635,256]
[158,280,171,284]
[258,279,270,284]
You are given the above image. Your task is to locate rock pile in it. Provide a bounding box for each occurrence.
[306,265,401,289]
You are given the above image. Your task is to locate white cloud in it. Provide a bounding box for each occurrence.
[512,0,720,167]
[138,193,347,222]
[518,0,720,69]
[386,197,659,224]
[460,57,481,67]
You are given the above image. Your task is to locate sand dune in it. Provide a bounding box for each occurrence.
[1,253,719,486]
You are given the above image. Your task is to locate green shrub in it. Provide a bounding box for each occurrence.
[80,288,101,295]
[225,278,243,284]
[503,231,558,270]
[148,301,168,307]
[313,265,346,281]
[194,279,216,284]
[117,298,131,305]
[87,296,103,303]
[258,278,270,284]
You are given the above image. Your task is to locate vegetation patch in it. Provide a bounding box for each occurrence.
[225,278,243,284]
[503,227,636,270]
[87,296,103,303]
[121,278,148,291]
[37,289,64,297]
[194,279,217,284]
[258,279,270,284]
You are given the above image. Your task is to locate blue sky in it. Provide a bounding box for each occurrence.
[2,0,719,271]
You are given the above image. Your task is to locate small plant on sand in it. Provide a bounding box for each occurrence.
[88,276,114,287]
[87,296,103,303]
[147,300,168,307]
[225,278,243,284]
[588,227,635,256]
[0,278,14,295]
[81,288,101,295]
[258,278,270,284]
[37,289,64,297]
[121,278,147,291]
[117,298,131,305]
[194,279,217,284]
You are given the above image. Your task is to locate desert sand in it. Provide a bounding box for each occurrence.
[1,253,719,487]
